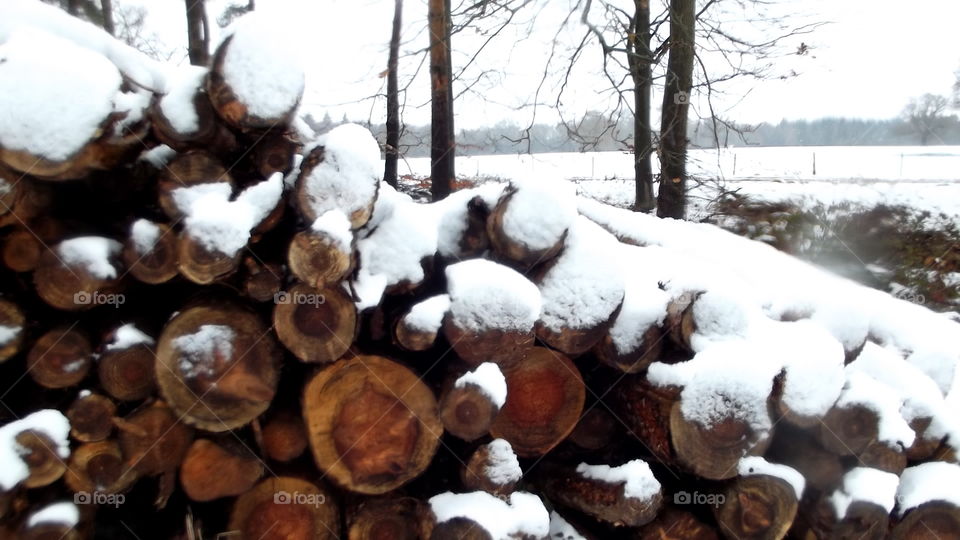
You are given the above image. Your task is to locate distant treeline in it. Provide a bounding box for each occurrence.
[303,113,960,157]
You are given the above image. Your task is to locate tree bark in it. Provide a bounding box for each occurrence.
[629,0,655,212]
[100,0,115,35]
[428,0,455,201]
[384,0,403,187]
[185,0,210,66]
[656,0,695,219]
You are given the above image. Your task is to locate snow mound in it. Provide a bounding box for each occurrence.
[106,324,155,351]
[130,219,162,255]
[499,177,577,251]
[896,462,960,516]
[575,459,661,501]
[404,294,451,333]
[482,439,522,485]
[310,209,353,250]
[828,467,899,520]
[300,123,381,226]
[57,237,122,279]
[538,216,625,332]
[445,259,542,333]
[177,173,283,257]
[158,65,207,135]
[0,409,71,490]
[220,12,304,120]
[26,501,79,528]
[0,28,120,162]
[455,362,507,408]
[428,491,549,539]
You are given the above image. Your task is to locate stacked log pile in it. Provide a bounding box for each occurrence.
[1,3,959,539]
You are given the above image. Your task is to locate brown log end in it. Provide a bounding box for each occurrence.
[439,382,500,442]
[27,328,92,389]
[303,355,441,494]
[228,477,339,540]
[635,508,719,540]
[179,438,264,502]
[669,402,771,481]
[117,401,193,477]
[0,298,25,363]
[490,347,585,457]
[714,475,798,540]
[346,497,429,540]
[892,501,960,540]
[288,229,353,290]
[17,431,67,488]
[274,283,357,364]
[123,220,179,285]
[66,392,117,443]
[261,411,308,463]
[156,150,234,220]
[64,440,138,495]
[2,228,42,273]
[98,345,157,402]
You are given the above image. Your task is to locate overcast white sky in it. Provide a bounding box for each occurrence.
[127,0,960,128]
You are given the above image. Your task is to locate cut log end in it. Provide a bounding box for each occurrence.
[64,440,138,495]
[261,411,308,463]
[288,230,353,290]
[98,345,157,402]
[439,382,500,442]
[670,402,771,480]
[179,438,264,502]
[714,474,799,540]
[228,477,339,540]
[347,497,428,540]
[892,501,960,540]
[123,221,179,285]
[27,328,92,389]
[117,401,193,477]
[66,392,116,443]
[273,283,357,364]
[303,355,441,494]
[490,347,585,457]
[0,299,26,363]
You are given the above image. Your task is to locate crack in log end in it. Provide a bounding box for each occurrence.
[245,499,315,540]
[333,383,419,486]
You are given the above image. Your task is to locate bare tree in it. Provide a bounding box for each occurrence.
[384,0,404,188]
[100,0,114,35]
[903,93,951,145]
[185,0,210,66]
[656,0,694,219]
[429,0,455,201]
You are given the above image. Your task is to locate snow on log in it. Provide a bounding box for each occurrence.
[34,236,124,311]
[805,467,899,539]
[295,123,382,228]
[490,347,585,457]
[535,216,625,355]
[541,459,662,527]
[892,462,960,539]
[462,438,522,496]
[486,177,577,267]
[0,410,70,491]
[0,28,146,180]
[302,355,441,494]
[288,209,354,289]
[427,491,550,540]
[98,324,157,401]
[394,294,450,352]
[123,219,179,284]
[440,362,506,441]
[20,501,81,540]
[712,457,803,540]
[155,304,280,431]
[207,13,304,130]
[176,173,283,284]
[442,259,541,367]
[158,151,234,220]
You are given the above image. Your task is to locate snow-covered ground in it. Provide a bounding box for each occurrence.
[401,146,960,222]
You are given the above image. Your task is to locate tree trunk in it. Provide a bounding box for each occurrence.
[67,0,81,15]
[629,0,655,212]
[100,0,115,35]
[185,0,210,66]
[656,0,695,219]
[429,0,455,201]
[384,0,403,187]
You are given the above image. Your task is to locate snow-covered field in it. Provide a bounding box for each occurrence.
[402,146,960,222]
